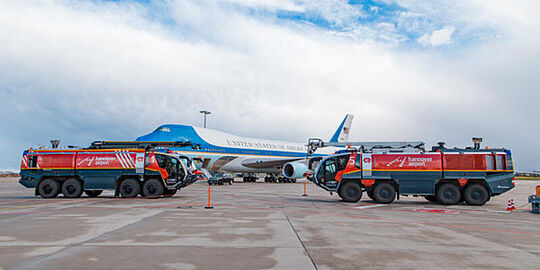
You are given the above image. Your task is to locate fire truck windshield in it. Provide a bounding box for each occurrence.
[317,154,349,184]
[155,154,184,179]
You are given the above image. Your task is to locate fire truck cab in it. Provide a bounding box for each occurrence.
[309,139,514,205]
[19,141,201,198]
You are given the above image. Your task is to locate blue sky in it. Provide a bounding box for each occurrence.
[0,0,539,171]
[96,0,493,49]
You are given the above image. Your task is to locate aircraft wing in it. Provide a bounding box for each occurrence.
[240,157,305,169]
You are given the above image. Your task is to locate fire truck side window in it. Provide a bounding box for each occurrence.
[28,155,37,168]
[168,157,179,178]
[335,155,349,171]
[495,155,504,170]
[485,155,494,170]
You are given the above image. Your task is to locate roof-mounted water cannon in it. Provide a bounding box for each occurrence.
[307,138,325,157]
[307,138,425,155]
[473,137,483,150]
[50,140,60,149]
[432,141,446,151]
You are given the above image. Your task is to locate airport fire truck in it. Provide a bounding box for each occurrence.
[19,141,202,199]
[306,138,515,205]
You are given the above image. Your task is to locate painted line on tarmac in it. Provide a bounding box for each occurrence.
[414,208,459,214]
[292,210,540,236]
[355,204,386,209]
[0,200,78,211]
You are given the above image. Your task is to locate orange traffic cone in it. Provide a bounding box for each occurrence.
[510,199,516,210]
[506,199,513,211]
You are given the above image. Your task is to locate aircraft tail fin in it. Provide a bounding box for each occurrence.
[329,114,354,142]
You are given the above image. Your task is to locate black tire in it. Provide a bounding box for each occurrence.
[424,195,437,202]
[436,183,461,205]
[142,179,164,197]
[85,190,103,197]
[372,182,396,204]
[338,181,363,203]
[292,178,297,183]
[37,179,60,198]
[119,178,140,198]
[61,178,84,198]
[464,184,489,205]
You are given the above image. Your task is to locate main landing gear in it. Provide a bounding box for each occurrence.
[264,174,296,183]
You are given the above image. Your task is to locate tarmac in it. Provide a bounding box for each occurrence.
[0,177,538,270]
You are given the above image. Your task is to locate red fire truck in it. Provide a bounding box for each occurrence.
[19,141,202,198]
[305,138,514,205]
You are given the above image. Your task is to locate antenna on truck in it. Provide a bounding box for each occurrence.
[307,138,425,157]
[86,141,201,151]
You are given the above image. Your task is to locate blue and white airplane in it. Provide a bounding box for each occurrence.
[135,114,353,179]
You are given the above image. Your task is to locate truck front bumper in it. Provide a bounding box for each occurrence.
[19,178,37,188]
[486,173,515,196]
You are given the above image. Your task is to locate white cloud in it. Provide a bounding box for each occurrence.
[418,26,455,46]
[0,0,539,171]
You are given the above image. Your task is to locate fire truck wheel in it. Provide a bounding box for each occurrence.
[37,179,60,198]
[339,182,363,202]
[436,183,461,205]
[372,182,396,204]
[84,190,103,197]
[464,184,489,205]
[142,179,164,197]
[120,179,140,198]
[61,179,84,198]
[424,195,437,202]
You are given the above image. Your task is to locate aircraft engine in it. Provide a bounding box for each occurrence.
[282,162,308,179]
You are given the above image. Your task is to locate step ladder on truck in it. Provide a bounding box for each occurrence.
[302,137,515,205]
[19,141,203,199]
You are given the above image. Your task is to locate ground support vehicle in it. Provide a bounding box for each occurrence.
[208,173,234,185]
[529,196,540,214]
[19,141,201,198]
[243,173,259,182]
[307,139,514,205]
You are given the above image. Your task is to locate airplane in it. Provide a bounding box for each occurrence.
[135,114,353,182]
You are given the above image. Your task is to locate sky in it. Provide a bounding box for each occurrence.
[0,0,538,171]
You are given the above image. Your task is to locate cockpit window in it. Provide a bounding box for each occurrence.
[156,127,171,132]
